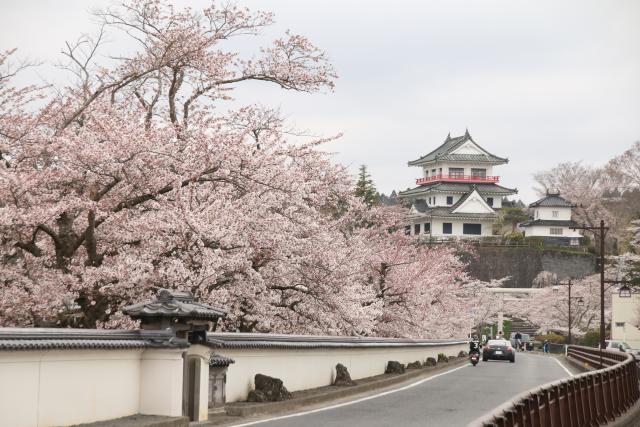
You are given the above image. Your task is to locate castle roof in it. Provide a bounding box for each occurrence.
[410,191,497,220]
[399,182,517,198]
[529,192,576,208]
[520,219,578,227]
[408,130,508,166]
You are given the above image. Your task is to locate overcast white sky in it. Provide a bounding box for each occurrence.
[2,0,639,202]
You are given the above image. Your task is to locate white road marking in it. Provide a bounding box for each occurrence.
[553,357,574,377]
[227,364,470,426]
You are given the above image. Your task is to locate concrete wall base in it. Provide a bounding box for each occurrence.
[74,415,189,427]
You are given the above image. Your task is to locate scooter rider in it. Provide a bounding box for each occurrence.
[469,336,480,356]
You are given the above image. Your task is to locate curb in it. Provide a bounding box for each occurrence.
[223,357,469,418]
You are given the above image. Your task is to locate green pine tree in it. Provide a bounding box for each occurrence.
[355,165,378,207]
[502,207,529,233]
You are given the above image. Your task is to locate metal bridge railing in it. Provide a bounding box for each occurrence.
[469,345,639,427]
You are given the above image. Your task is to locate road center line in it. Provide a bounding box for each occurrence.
[553,357,574,377]
[228,364,470,427]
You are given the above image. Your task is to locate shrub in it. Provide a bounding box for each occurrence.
[535,332,566,344]
[578,330,600,347]
[504,232,524,243]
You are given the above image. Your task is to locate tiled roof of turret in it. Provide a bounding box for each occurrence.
[123,289,226,321]
[520,219,578,227]
[399,182,517,198]
[408,130,508,166]
[529,192,576,208]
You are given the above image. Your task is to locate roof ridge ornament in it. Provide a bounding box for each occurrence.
[465,128,470,138]
[446,132,451,141]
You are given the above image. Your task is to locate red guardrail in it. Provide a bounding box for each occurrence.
[469,345,639,426]
[415,174,500,185]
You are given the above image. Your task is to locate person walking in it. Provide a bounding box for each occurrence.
[514,331,522,351]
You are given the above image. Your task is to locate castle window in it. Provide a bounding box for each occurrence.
[471,168,486,178]
[446,196,453,205]
[423,223,431,233]
[552,211,559,218]
[443,223,452,234]
[449,167,464,178]
[404,226,410,235]
[550,227,563,235]
[414,224,421,235]
[487,197,494,206]
[463,223,482,235]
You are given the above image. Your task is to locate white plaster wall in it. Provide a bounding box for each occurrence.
[453,197,493,214]
[430,218,493,237]
[0,349,142,427]
[524,225,581,238]
[612,294,640,349]
[219,343,467,402]
[139,349,184,417]
[452,142,484,155]
[535,207,572,221]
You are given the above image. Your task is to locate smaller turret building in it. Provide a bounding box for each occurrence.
[521,192,582,246]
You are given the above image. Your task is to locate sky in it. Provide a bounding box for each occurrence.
[2,0,639,203]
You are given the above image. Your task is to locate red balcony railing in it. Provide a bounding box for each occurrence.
[416,174,499,185]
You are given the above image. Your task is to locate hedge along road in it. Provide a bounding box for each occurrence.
[229,353,574,427]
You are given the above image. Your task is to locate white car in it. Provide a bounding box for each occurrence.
[603,340,640,357]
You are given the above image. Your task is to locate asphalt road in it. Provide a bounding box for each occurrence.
[232,353,573,427]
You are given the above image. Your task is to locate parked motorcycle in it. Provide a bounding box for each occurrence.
[470,352,480,366]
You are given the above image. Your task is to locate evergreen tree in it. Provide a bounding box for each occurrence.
[355,165,378,207]
[502,207,529,233]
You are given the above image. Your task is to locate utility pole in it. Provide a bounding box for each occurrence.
[554,279,583,345]
[568,279,572,345]
[572,220,608,351]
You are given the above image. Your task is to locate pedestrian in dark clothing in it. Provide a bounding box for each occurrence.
[514,331,522,351]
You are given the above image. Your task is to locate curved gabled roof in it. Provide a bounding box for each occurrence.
[399,182,517,198]
[408,130,508,166]
[123,289,227,321]
[529,192,575,208]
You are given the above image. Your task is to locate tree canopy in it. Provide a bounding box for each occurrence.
[0,1,492,338]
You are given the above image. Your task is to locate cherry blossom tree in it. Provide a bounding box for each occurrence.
[521,274,611,338]
[0,1,479,339]
[606,142,640,192]
[533,161,612,228]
